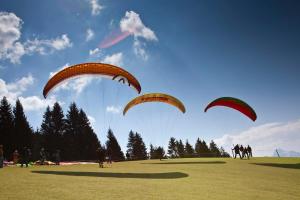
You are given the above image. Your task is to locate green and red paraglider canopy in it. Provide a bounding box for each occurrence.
[204,97,257,121]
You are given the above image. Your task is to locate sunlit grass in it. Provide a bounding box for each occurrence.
[0,157,299,200]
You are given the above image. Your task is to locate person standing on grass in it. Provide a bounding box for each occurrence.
[106,146,112,164]
[40,148,46,165]
[232,144,242,159]
[243,147,249,159]
[0,145,4,168]
[97,147,105,168]
[13,150,19,164]
[55,150,60,165]
[21,147,29,167]
[239,145,245,159]
[247,145,252,157]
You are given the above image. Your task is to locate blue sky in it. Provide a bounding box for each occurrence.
[1,0,300,156]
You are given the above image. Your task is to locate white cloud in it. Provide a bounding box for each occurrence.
[6,74,34,92]
[86,28,94,41]
[49,63,96,95]
[5,42,25,64]
[102,52,123,66]
[88,115,96,124]
[89,0,103,16]
[48,52,123,96]
[0,12,22,49]
[120,11,158,41]
[71,76,95,94]
[25,34,72,55]
[0,12,24,64]
[0,12,72,64]
[19,96,57,112]
[89,48,101,57]
[0,74,34,102]
[133,38,148,60]
[214,119,300,156]
[0,75,58,111]
[106,105,121,114]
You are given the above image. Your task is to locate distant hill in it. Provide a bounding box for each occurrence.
[273,148,300,157]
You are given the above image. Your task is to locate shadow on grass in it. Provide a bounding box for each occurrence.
[252,163,300,170]
[141,161,226,165]
[31,171,188,179]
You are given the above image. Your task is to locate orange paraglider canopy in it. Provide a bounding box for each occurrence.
[43,63,141,98]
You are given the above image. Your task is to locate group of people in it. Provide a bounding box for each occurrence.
[0,145,61,168]
[232,144,252,159]
[5,147,32,167]
[33,147,61,166]
[0,143,254,169]
[96,147,112,168]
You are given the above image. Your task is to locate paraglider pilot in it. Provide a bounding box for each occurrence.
[21,147,30,167]
[232,144,242,159]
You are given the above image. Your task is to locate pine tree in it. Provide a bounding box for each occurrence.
[209,140,221,157]
[134,132,147,160]
[167,137,177,158]
[176,139,185,158]
[126,131,147,160]
[40,106,56,160]
[106,128,125,161]
[149,145,165,160]
[184,140,194,158]
[195,138,211,157]
[78,109,100,160]
[64,103,80,160]
[195,138,202,157]
[155,146,165,160]
[201,140,210,157]
[13,99,34,152]
[149,144,155,159]
[51,102,65,153]
[0,97,15,159]
[126,130,135,160]
[32,128,43,161]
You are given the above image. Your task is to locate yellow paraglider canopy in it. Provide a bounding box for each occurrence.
[123,93,186,115]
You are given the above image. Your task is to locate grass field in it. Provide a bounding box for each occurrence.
[0,157,300,200]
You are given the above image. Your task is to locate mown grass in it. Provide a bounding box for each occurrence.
[0,157,300,200]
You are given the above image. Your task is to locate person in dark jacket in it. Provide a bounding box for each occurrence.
[243,147,249,159]
[247,145,253,157]
[239,145,245,159]
[232,144,242,159]
[21,147,30,167]
[97,147,105,168]
[13,150,19,164]
[40,148,46,165]
[55,150,60,165]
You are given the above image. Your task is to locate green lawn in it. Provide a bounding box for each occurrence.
[0,157,300,200]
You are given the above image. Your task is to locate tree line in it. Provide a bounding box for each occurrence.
[166,137,230,158]
[0,96,230,162]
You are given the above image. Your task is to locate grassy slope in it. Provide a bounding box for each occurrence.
[0,157,299,200]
